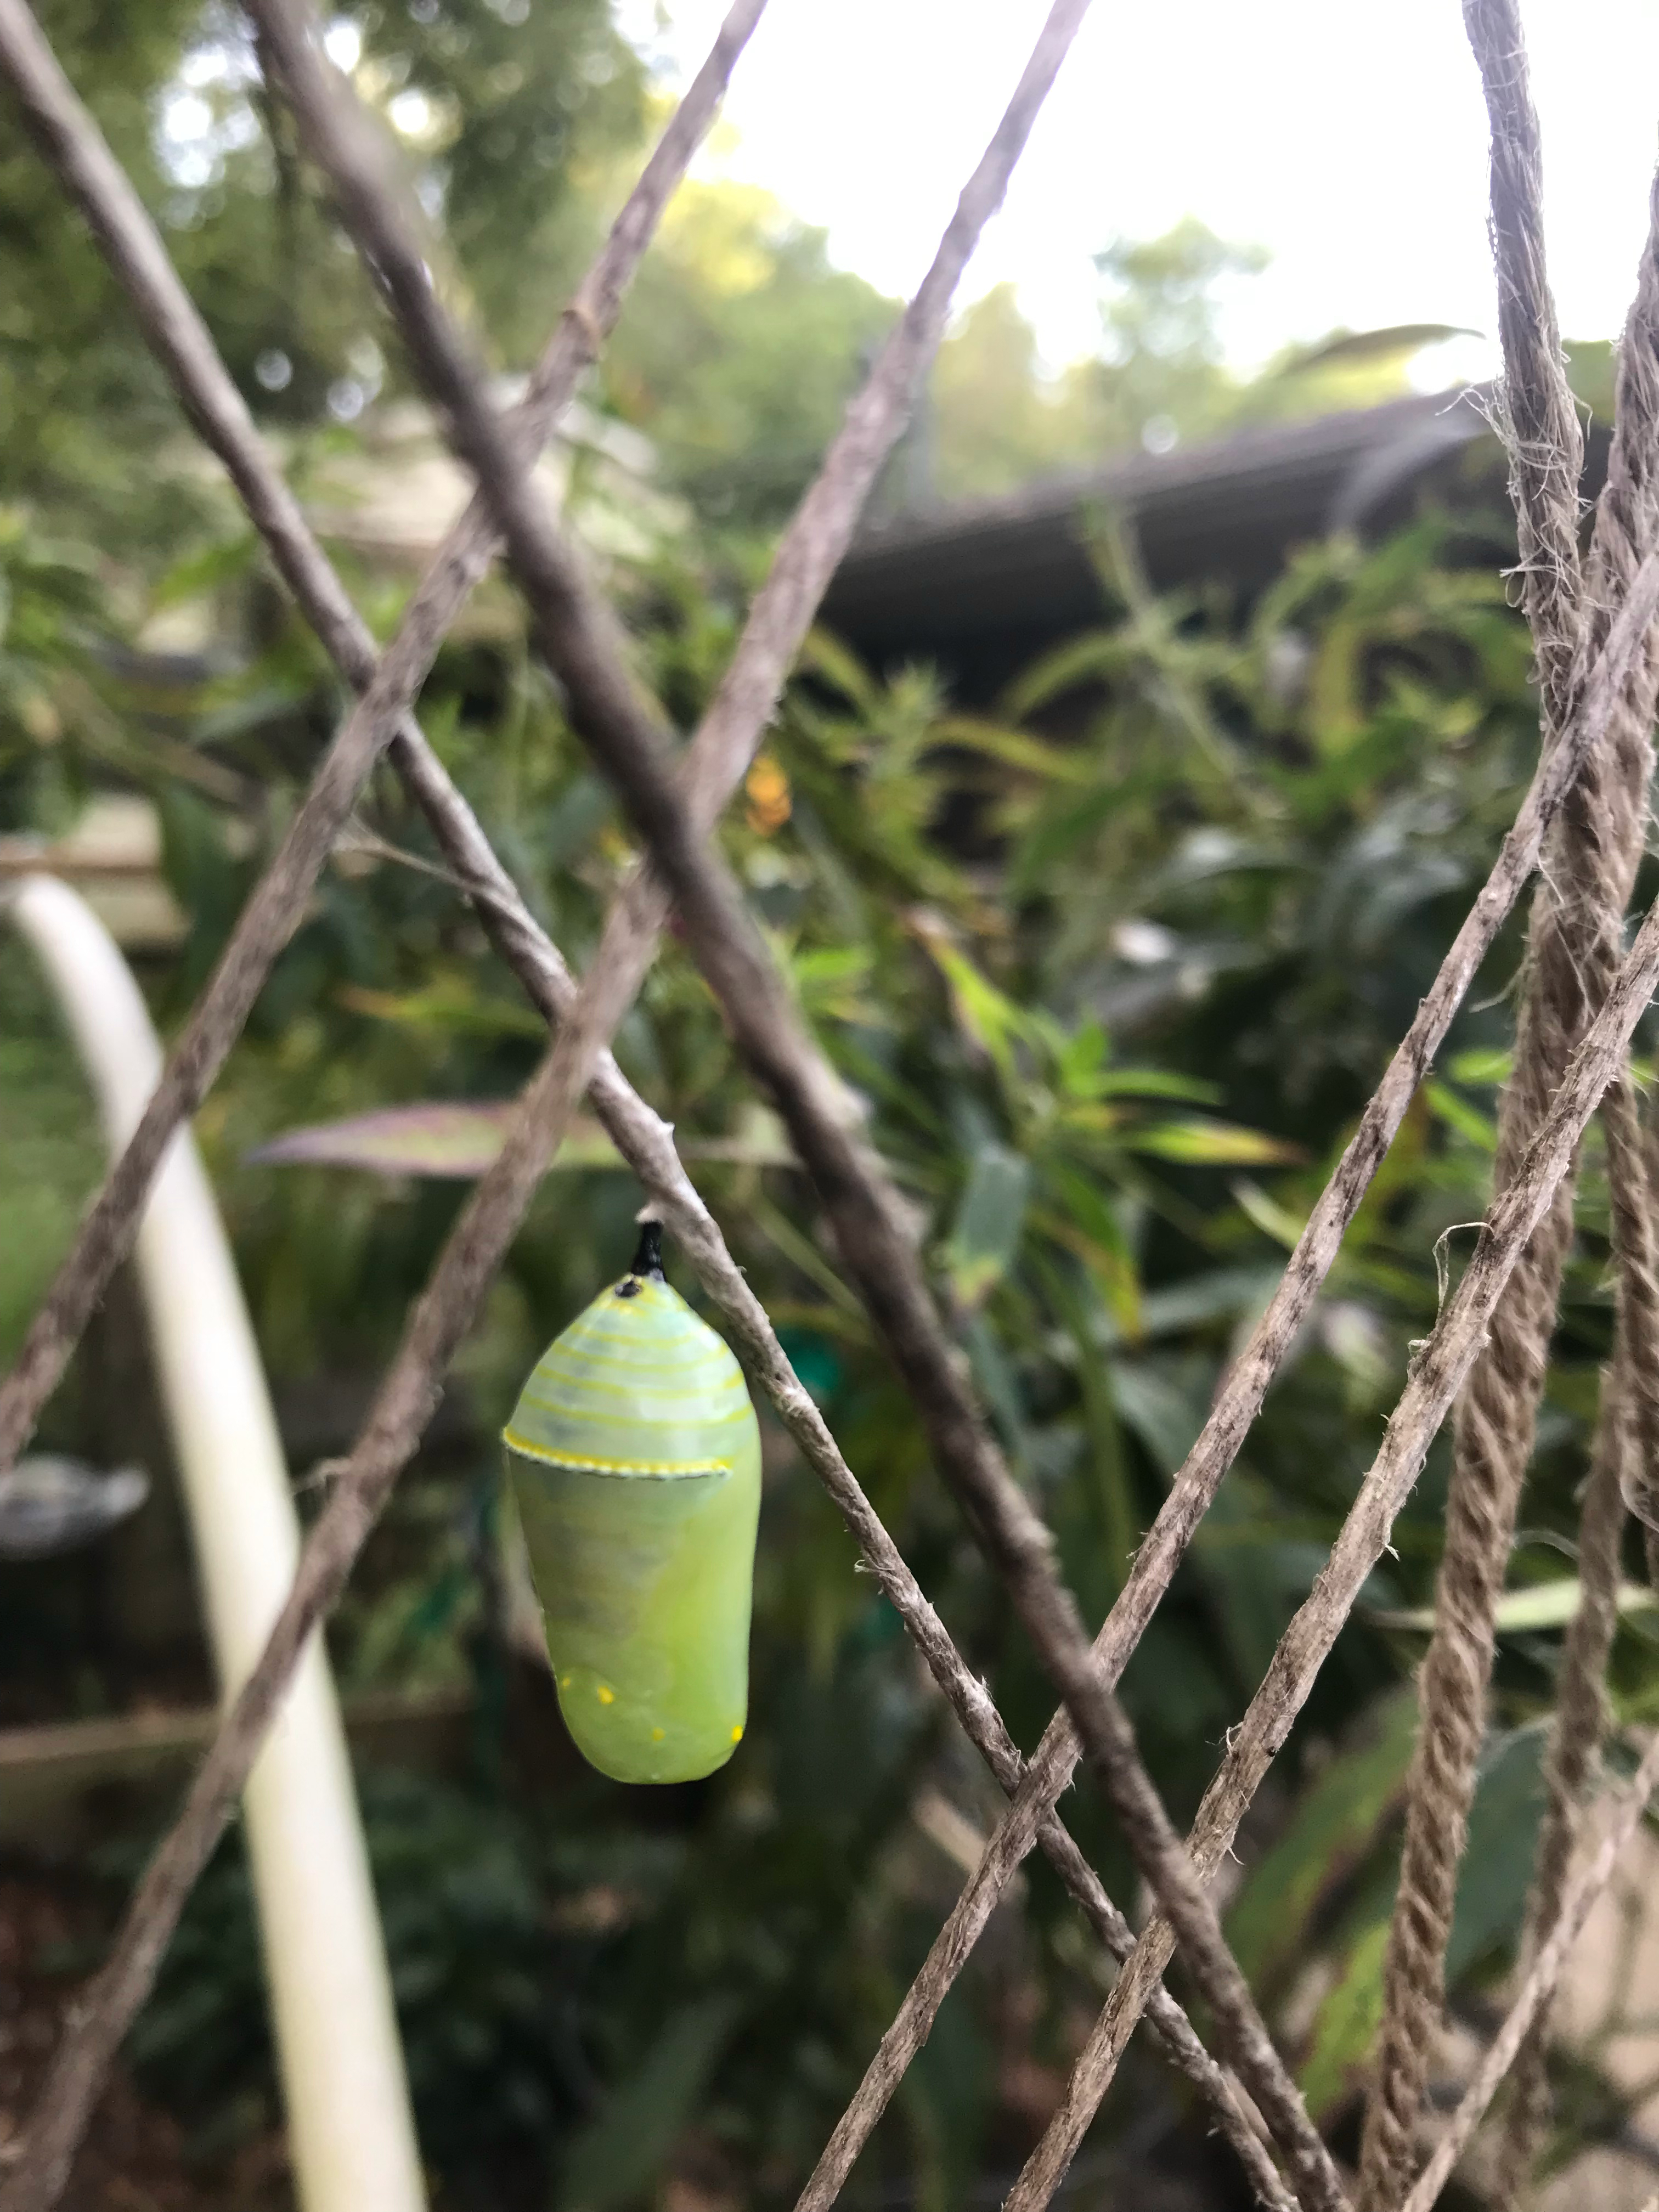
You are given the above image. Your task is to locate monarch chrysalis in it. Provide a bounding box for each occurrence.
[502,1224,760,1784]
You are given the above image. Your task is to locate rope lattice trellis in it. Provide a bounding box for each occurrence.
[1357,3,1659,2199]
[1,3,1658,2212]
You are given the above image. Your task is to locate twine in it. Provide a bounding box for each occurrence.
[1357,29,1659,2205]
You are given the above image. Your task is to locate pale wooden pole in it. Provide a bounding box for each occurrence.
[7,874,426,2212]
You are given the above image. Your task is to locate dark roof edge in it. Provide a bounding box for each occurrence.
[844,386,1494,567]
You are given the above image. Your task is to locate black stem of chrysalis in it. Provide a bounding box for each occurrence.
[627,1219,665,1284]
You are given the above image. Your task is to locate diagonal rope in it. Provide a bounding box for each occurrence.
[245,9,1369,2203]
[16,64,1659,2194]
[13,17,1659,2185]
[0,0,770,1475]
[254,8,1659,2202]
[1014,98,1659,2212]
[1489,1313,1632,2204]
[1357,19,1659,2197]
[0,6,1192,2206]
[0,76,1278,2207]
[778,537,1659,2212]
[1400,1721,1659,2212]
[19,26,1659,2185]
[9,4,1659,2212]
[997,856,1659,2212]
[241,23,1659,2211]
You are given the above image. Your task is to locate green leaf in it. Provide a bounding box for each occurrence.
[961,1311,1033,1474]
[249,1101,800,1178]
[1132,1266,1283,1342]
[1232,1177,1308,1249]
[1054,1018,1109,1097]
[790,941,879,1023]
[943,1143,1031,1307]
[1425,1079,1498,1153]
[1088,1068,1221,1105]
[932,713,1093,783]
[336,980,547,1039]
[1369,1578,1659,1635]
[149,529,260,611]
[1446,1047,1513,1086]
[1227,1690,1418,1995]
[799,625,878,713]
[1124,1118,1301,1166]
[917,930,1026,1080]
[1037,1162,1141,1334]
[559,1997,741,2212]
[250,1101,563,1177]
[1299,1916,1389,2121]
[1108,1354,1212,1477]
[999,629,1135,721]
[1446,1724,1548,1984]
[1263,323,1481,381]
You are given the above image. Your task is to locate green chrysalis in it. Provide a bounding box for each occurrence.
[502,1223,760,1784]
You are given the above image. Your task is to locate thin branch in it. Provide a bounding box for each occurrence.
[6,4,1654,2212]
[1399,1727,1659,2212]
[0,0,769,1474]
[249,5,1361,2202]
[353,740,1307,2209]
[0,4,1141,2203]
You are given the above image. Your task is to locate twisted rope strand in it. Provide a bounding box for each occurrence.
[0,0,769,1474]
[785,550,1659,2212]
[1489,1325,1630,2203]
[9,25,1659,2197]
[248,9,1357,2203]
[1356,14,1659,2200]
[1485,156,1659,2212]
[1000,873,1659,2212]
[4,0,1659,2204]
[0,6,1125,2204]
[1400,1724,1659,2212]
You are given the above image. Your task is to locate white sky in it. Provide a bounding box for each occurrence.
[618,0,1659,385]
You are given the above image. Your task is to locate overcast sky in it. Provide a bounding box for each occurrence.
[617,0,1659,387]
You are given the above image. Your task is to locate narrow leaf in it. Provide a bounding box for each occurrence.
[250,1101,800,1178]
[1369,1578,1659,1635]
[560,1998,740,2212]
[943,1143,1031,1307]
[1125,1118,1301,1166]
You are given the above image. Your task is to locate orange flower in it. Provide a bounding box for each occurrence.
[744,753,792,836]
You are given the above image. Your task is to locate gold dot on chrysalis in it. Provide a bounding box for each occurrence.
[596,1683,616,1705]
[730,1724,743,1743]
[558,1674,572,1688]
[651,1726,665,1742]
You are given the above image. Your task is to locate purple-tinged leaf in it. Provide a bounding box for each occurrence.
[248,1099,800,1178]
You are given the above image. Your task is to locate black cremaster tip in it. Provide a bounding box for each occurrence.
[616,1219,665,1295]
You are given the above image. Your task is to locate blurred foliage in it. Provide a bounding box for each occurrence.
[0,0,641,545]
[603,171,895,528]
[6,5,1659,2208]
[924,223,1461,503]
[9,471,1659,2208]
[0,1,1505,565]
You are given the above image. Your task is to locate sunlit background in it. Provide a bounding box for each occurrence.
[623,0,1659,387]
